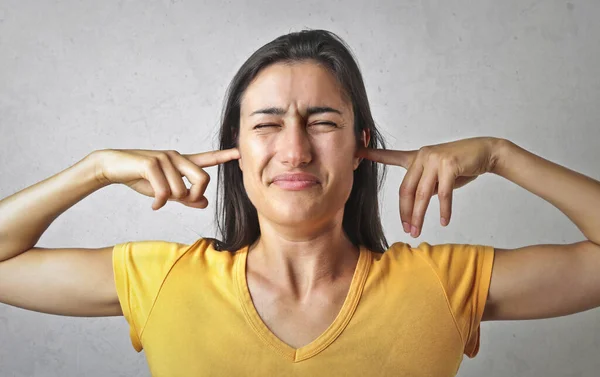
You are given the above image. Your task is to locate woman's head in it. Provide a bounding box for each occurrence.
[212,29,388,253]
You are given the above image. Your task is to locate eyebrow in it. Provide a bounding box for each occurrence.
[249,106,342,116]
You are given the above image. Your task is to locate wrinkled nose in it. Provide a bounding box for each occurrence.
[278,122,312,167]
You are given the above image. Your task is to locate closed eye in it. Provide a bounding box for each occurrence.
[253,122,337,129]
[312,122,337,127]
[254,124,279,129]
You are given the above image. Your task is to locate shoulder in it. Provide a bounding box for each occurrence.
[113,238,249,270]
[381,241,493,259]
[112,238,227,272]
[376,241,494,276]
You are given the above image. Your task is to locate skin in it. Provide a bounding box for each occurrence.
[234,59,600,324]
[2,52,598,337]
[237,61,369,301]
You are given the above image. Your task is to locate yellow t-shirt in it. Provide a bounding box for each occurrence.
[113,238,494,377]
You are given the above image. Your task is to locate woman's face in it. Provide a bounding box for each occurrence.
[238,61,366,228]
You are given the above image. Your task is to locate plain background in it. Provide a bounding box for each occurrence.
[1,0,599,376]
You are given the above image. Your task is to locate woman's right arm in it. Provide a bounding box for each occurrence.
[0,152,120,316]
[0,148,240,317]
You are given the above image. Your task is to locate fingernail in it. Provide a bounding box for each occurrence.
[411,225,418,237]
[441,217,448,226]
[402,222,410,233]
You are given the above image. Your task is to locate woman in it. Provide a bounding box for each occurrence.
[0,29,599,377]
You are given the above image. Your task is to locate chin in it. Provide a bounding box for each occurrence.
[266,201,325,225]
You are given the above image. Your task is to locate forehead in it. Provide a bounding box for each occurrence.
[240,61,350,116]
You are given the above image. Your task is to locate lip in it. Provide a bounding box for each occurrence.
[271,173,320,190]
[272,173,319,183]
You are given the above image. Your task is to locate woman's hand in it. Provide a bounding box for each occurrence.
[357,136,503,238]
[91,148,240,210]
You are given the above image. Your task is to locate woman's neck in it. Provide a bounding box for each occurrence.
[248,218,360,301]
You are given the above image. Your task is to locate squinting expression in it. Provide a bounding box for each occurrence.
[238,61,363,227]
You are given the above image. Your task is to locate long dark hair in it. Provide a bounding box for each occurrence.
[209,29,389,253]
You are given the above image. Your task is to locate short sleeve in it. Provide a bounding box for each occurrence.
[413,242,495,358]
[112,240,192,352]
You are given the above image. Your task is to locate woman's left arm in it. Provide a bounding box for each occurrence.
[358,136,600,321]
[483,138,600,321]
[493,139,600,246]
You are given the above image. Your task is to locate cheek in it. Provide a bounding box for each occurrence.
[317,136,357,167]
[240,139,271,185]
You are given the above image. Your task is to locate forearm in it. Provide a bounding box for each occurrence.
[491,138,600,246]
[0,152,109,261]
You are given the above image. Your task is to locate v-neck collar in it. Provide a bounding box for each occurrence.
[234,244,372,362]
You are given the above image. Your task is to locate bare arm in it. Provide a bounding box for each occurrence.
[0,153,109,261]
[0,246,119,316]
[484,139,600,321]
[0,148,239,317]
[484,241,600,321]
[357,137,600,321]
[0,152,121,316]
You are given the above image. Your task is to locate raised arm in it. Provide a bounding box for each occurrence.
[0,148,239,317]
[483,139,600,320]
[0,152,119,316]
[358,136,600,321]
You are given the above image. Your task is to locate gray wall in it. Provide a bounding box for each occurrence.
[1,0,599,376]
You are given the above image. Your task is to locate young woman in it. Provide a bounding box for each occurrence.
[1,29,599,377]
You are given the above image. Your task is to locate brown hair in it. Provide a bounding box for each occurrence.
[209,29,389,253]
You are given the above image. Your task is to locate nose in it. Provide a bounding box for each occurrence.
[278,122,312,167]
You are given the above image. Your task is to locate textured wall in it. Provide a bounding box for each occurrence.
[1,0,599,376]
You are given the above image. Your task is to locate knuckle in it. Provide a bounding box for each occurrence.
[173,192,186,200]
[144,157,160,169]
[415,190,430,200]
[440,156,458,167]
[437,190,452,200]
[417,146,432,159]
[419,145,431,154]
[155,187,171,199]
[171,187,187,199]
[156,152,170,163]
[399,185,413,197]
[427,151,441,162]
[199,171,211,184]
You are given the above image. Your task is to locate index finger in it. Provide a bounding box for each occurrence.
[356,147,416,169]
[183,148,241,168]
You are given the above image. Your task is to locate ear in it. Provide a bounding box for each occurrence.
[362,128,371,147]
[354,128,371,170]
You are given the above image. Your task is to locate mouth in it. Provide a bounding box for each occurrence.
[271,173,320,191]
